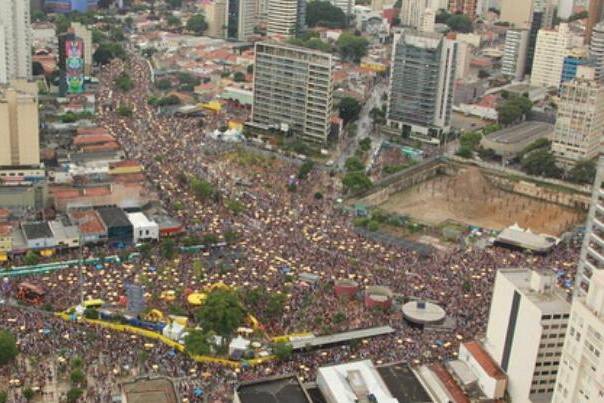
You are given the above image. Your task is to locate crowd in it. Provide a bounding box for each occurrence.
[0,54,584,402]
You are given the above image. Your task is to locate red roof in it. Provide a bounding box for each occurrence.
[81,142,121,153]
[73,133,115,146]
[111,173,145,184]
[464,341,506,380]
[0,208,10,220]
[430,364,470,403]
[0,224,12,236]
[109,160,141,169]
[69,210,106,235]
[76,127,110,136]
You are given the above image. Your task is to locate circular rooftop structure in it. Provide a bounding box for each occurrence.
[402,301,446,325]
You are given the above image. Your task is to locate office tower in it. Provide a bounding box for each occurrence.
[204,0,227,38]
[45,0,98,13]
[500,0,534,28]
[530,24,580,89]
[256,0,268,21]
[401,0,443,30]
[448,0,478,16]
[0,87,40,167]
[501,29,529,81]
[226,0,257,41]
[71,23,92,76]
[0,0,33,84]
[386,29,457,144]
[587,0,604,45]
[251,42,333,144]
[421,8,436,33]
[483,269,570,403]
[329,0,353,15]
[561,48,588,83]
[58,32,85,96]
[266,0,306,38]
[455,40,471,79]
[552,66,604,166]
[553,162,604,401]
[590,21,604,81]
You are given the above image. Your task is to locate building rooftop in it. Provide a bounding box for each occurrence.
[376,363,433,403]
[96,206,132,229]
[462,341,506,380]
[121,377,178,403]
[22,222,54,240]
[0,224,12,237]
[69,210,107,235]
[236,375,311,403]
[486,121,554,145]
[429,363,470,403]
[127,212,156,228]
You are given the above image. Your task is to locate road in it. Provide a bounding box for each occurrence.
[335,81,388,169]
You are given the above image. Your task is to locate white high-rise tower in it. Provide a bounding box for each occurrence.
[0,0,32,84]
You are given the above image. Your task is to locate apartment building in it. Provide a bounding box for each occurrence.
[266,0,306,37]
[0,87,40,167]
[251,42,333,144]
[501,29,529,81]
[0,0,32,84]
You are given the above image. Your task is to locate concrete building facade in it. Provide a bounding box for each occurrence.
[501,28,529,81]
[252,42,333,144]
[552,66,604,166]
[0,87,40,167]
[400,0,442,30]
[204,0,227,38]
[500,0,534,28]
[530,24,580,89]
[266,0,306,37]
[226,0,257,41]
[483,268,570,403]
[590,21,604,81]
[0,0,32,84]
[386,29,457,144]
[586,0,604,45]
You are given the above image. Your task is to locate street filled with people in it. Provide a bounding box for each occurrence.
[0,55,584,402]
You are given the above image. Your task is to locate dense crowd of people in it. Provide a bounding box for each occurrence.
[0,55,584,402]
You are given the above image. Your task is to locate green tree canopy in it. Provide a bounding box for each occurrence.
[342,172,372,193]
[114,72,134,91]
[459,131,483,150]
[497,95,532,125]
[336,33,369,63]
[184,330,212,355]
[521,149,562,178]
[568,159,597,185]
[93,42,126,65]
[195,290,246,338]
[338,96,362,124]
[166,15,181,27]
[0,331,18,366]
[345,156,365,172]
[272,342,293,360]
[186,14,208,35]
[306,1,347,28]
[446,14,473,33]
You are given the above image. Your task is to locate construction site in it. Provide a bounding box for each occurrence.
[362,161,588,237]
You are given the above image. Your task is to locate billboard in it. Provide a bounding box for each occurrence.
[65,39,85,94]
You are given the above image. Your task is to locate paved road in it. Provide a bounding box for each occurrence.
[335,81,388,169]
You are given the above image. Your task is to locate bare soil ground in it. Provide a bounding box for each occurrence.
[379,167,584,236]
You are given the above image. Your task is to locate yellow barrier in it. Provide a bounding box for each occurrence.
[55,310,281,368]
[271,332,313,343]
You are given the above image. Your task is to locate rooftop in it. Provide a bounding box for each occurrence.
[462,341,506,380]
[121,377,178,403]
[69,210,106,235]
[236,375,311,403]
[96,206,132,229]
[429,363,470,403]
[486,121,554,145]
[377,363,433,403]
[22,222,54,240]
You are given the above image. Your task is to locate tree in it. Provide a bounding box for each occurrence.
[23,250,38,266]
[568,159,596,184]
[22,388,34,401]
[93,43,126,65]
[195,290,245,339]
[0,331,18,366]
[117,104,133,117]
[435,9,451,24]
[190,177,218,200]
[345,156,365,172]
[226,199,244,215]
[184,330,211,355]
[223,230,240,244]
[83,308,99,320]
[160,238,176,259]
[66,388,83,403]
[338,97,362,124]
[156,78,172,90]
[32,61,45,76]
[369,107,386,125]
[446,14,473,33]
[272,342,293,360]
[166,0,183,8]
[186,14,208,35]
[336,33,369,63]
[342,172,372,193]
[62,112,78,123]
[521,149,562,178]
[0,391,7,403]
[459,131,482,150]
[32,11,47,22]
[70,369,86,386]
[497,96,532,125]
[359,137,371,152]
[114,72,134,91]
[233,71,246,82]
[456,145,473,158]
[297,160,315,179]
[306,1,347,28]
[166,15,181,27]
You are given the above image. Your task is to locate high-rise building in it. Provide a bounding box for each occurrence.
[500,0,534,28]
[386,29,457,144]
[552,66,604,166]
[251,42,333,144]
[266,0,306,38]
[226,0,257,42]
[501,29,529,81]
[421,8,436,33]
[0,86,40,167]
[561,48,588,83]
[0,0,32,84]
[204,0,227,38]
[71,23,92,76]
[557,0,575,19]
[483,268,570,403]
[58,32,85,96]
[448,0,478,17]
[45,0,98,13]
[586,0,604,45]
[400,0,442,29]
[553,159,604,402]
[590,21,604,81]
[530,24,581,89]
